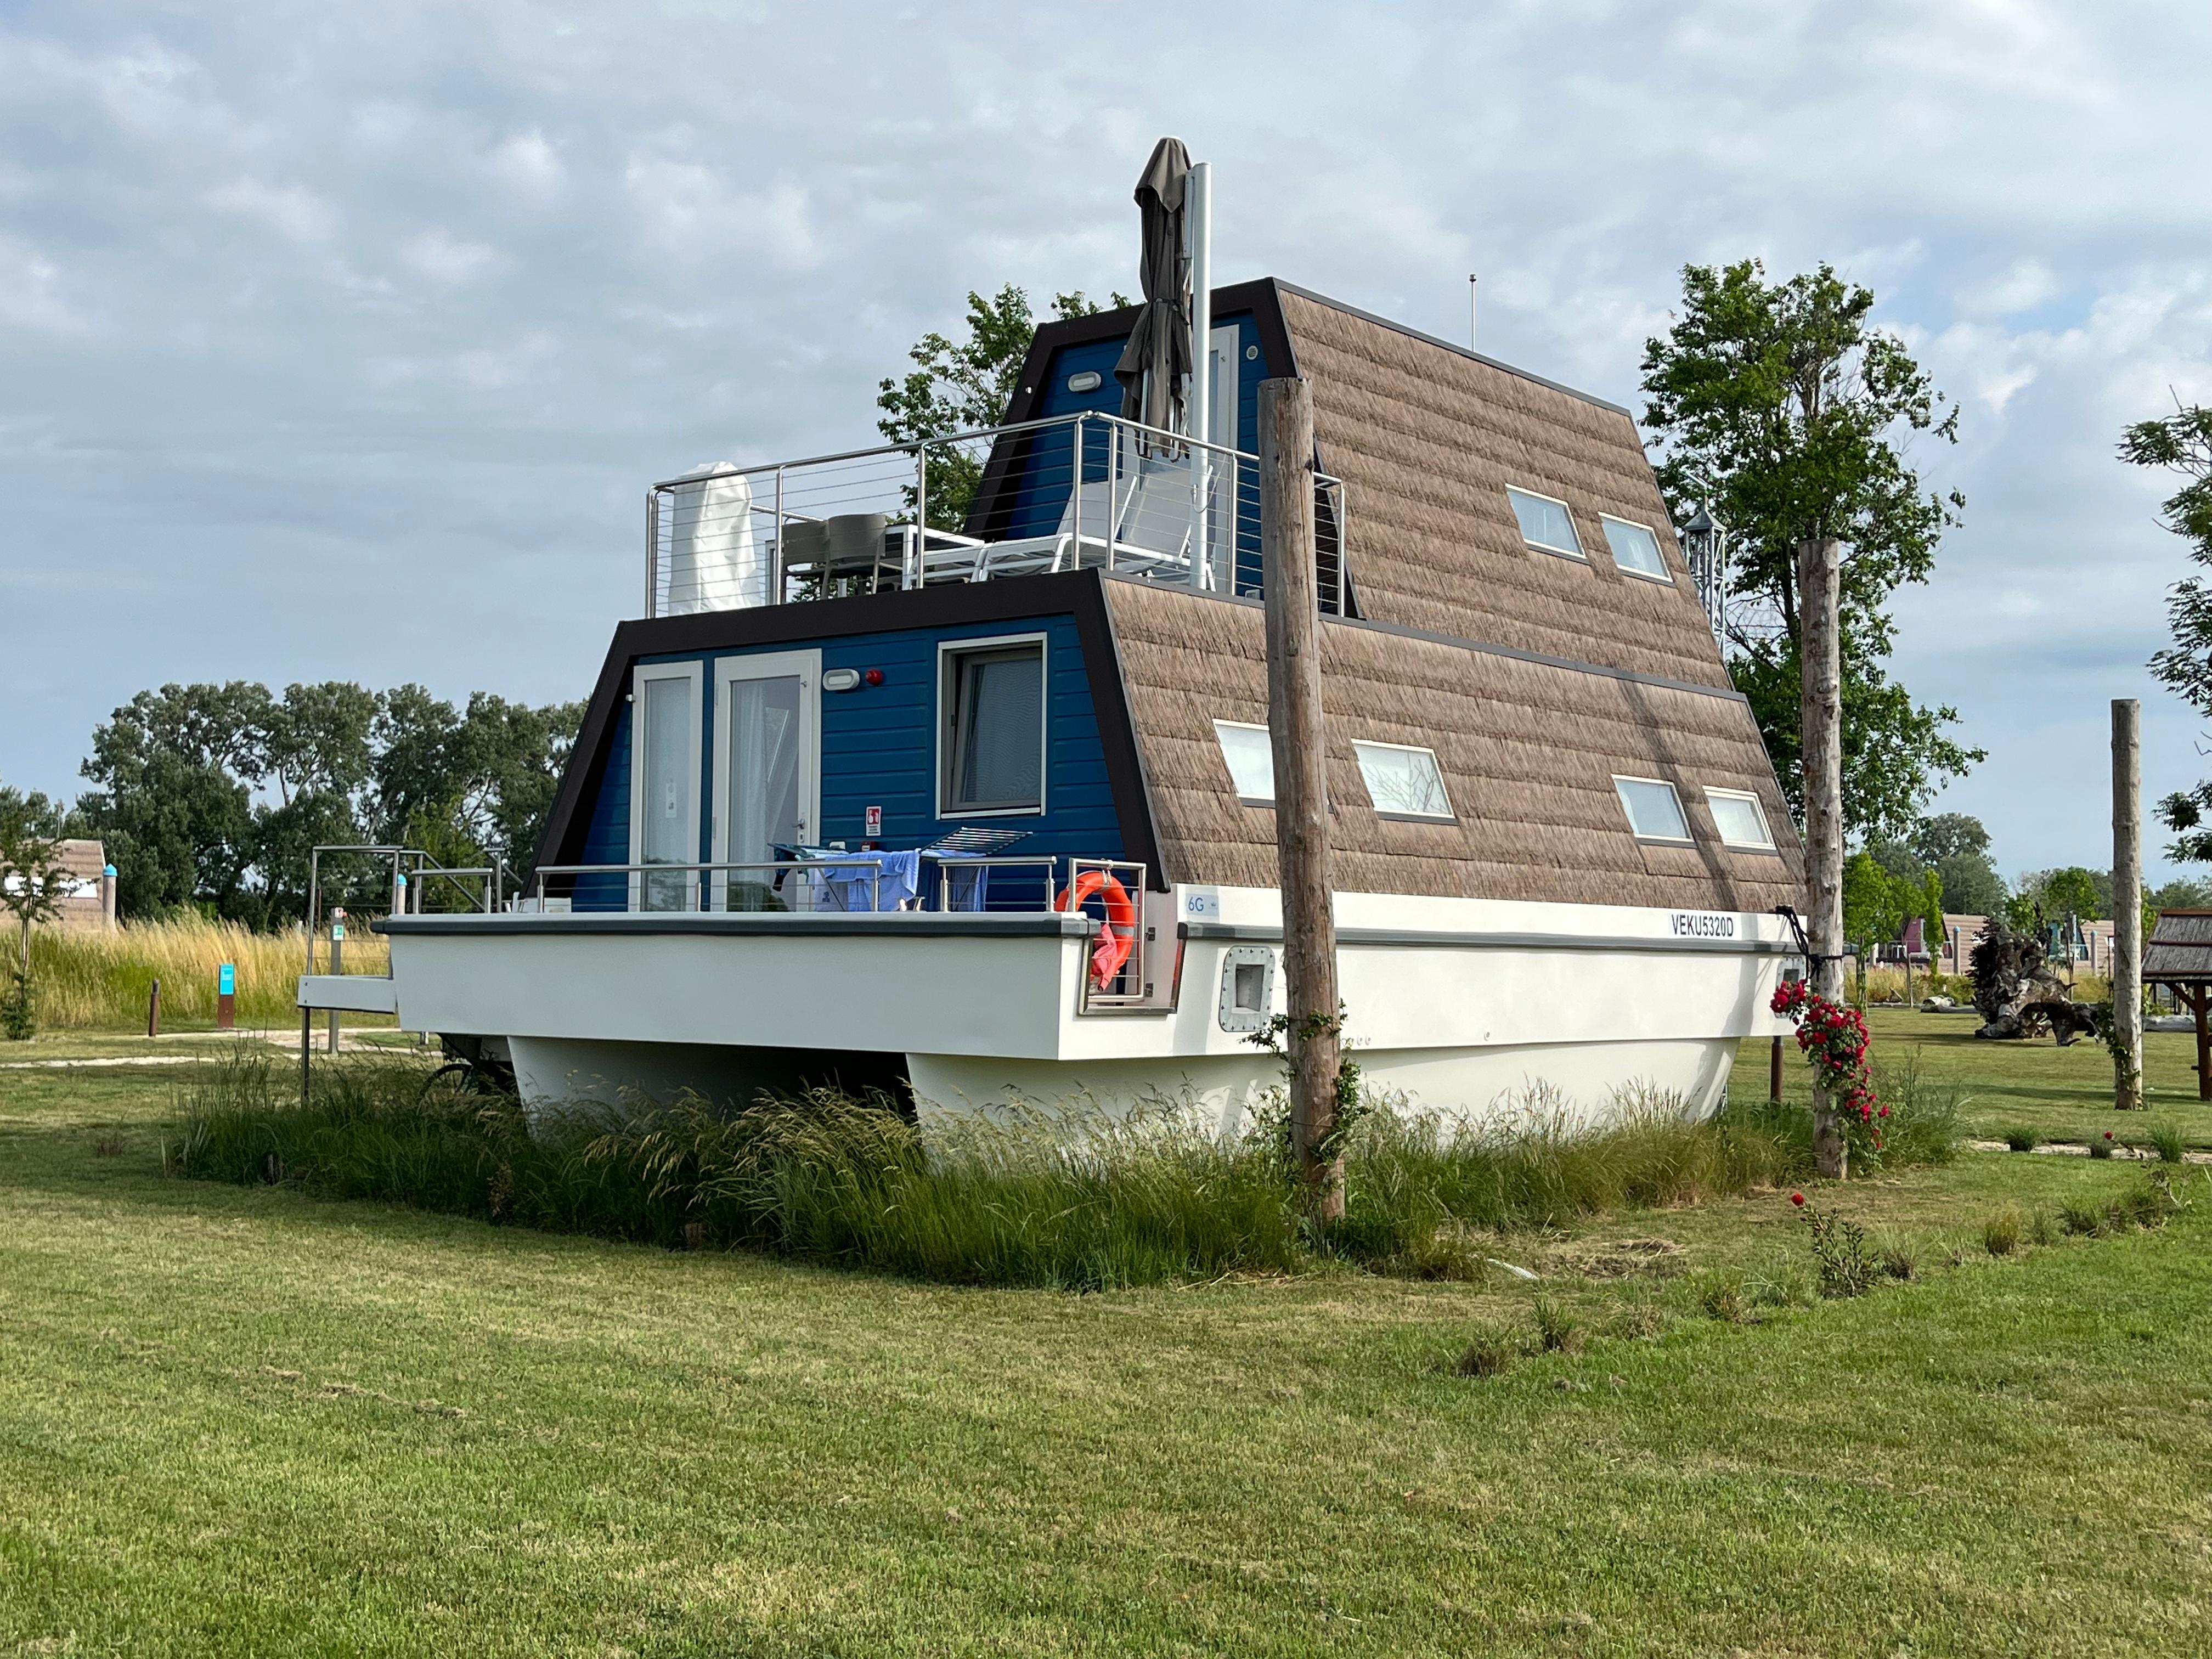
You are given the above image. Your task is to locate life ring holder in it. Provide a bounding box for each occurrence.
[1055,869,1137,988]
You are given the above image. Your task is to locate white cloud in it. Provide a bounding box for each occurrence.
[400,229,500,285]
[488,130,563,202]
[206,176,336,244]
[0,236,86,335]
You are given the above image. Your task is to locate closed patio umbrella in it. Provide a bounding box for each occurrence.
[1113,137,1191,440]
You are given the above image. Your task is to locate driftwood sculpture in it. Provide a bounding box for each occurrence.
[1970,915,2087,1041]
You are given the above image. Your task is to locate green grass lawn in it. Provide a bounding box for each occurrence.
[3,1040,2210,1655]
[1786,1006,2212,1150]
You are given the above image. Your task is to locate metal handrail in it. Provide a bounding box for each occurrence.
[305,843,511,975]
[645,406,1345,616]
[532,857,887,914]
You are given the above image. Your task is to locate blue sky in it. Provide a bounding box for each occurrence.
[2,1,2208,882]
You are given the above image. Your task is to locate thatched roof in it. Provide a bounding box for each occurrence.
[1104,578,1802,909]
[2145,910,2212,981]
[1275,287,1730,689]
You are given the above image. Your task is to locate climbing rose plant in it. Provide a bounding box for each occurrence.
[1769,980,1886,1152]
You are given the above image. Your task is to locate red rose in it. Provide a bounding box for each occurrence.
[1790,1191,1805,1206]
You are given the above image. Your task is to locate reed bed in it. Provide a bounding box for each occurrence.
[27,916,388,1030]
[168,1050,1957,1290]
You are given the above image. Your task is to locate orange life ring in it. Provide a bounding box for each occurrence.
[1056,870,1136,987]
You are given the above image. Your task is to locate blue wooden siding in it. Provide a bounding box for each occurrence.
[574,697,631,910]
[571,611,1124,910]
[1000,313,1264,586]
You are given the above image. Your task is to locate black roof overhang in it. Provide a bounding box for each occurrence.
[533,569,1169,891]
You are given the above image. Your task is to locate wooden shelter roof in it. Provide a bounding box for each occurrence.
[2143,909,2212,982]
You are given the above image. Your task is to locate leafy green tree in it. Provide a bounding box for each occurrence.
[1910,812,2007,916]
[77,684,265,918]
[2149,876,2212,910]
[2015,866,2107,922]
[2119,403,2212,860]
[1641,261,1982,841]
[877,285,1127,529]
[0,783,72,1037]
[1842,849,1943,950]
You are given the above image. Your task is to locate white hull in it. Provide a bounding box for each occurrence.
[379,884,1798,1124]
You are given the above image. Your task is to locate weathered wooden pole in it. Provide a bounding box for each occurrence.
[2113,698,2143,1109]
[1260,376,1344,1223]
[1798,534,1847,1178]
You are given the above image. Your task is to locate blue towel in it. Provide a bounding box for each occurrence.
[818,850,920,911]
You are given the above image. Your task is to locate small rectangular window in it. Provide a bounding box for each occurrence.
[943,641,1044,814]
[1354,740,1454,820]
[1614,775,1691,842]
[1601,516,1671,582]
[1214,720,1276,804]
[1705,787,1775,849]
[1506,486,1584,559]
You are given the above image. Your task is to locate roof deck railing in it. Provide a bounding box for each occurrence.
[644,409,1346,618]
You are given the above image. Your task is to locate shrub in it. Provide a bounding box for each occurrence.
[1799,1200,1880,1298]
[2149,1124,2187,1165]
[2003,1126,2039,1153]
[2089,1131,2116,1161]
[1,968,32,1041]
[2109,1171,2185,1231]
[1864,1054,1962,1169]
[2059,1199,2104,1238]
[1983,1206,2024,1256]
[1875,1234,1918,1281]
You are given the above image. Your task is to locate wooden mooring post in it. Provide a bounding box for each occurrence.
[1260,376,1344,1225]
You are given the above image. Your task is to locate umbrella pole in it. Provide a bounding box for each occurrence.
[1187,160,1212,591]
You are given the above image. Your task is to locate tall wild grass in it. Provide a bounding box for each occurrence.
[28,916,388,1029]
[169,1050,1957,1290]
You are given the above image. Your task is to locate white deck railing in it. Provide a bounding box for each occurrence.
[644,410,1346,617]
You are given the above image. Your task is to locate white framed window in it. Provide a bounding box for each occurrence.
[629,659,704,910]
[1213,720,1276,804]
[1506,486,1584,560]
[1704,786,1776,850]
[1600,515,1672,583]
[1354,740,1454,821]
[1613,775,1691,842]
[938,634,1047,817]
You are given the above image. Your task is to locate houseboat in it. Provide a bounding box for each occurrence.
[325,273,1805,1125]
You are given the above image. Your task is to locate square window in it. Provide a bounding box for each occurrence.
[1614,776,1691,841]
[1705,787,1775,849]
[1213,720,1276,803]
[1506,486,1584,558]
[943,642,1043,814]
[1601,516,1672,582]
[1354,741,1454,820]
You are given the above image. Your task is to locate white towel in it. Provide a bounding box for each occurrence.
[665,463,763,613]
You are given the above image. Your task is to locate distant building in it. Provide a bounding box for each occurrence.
[50,840,115,930]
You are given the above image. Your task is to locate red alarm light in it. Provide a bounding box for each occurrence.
[864,668,884,686]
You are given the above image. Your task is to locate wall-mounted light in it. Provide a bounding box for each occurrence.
[1066,370,1103,393]
[823,668,861,692]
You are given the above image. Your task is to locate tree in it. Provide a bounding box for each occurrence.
[1910,812,2007,916]
[0,783,71,1037]
[1842,849,1943,952]
[1643,259,1977,1175]
[877,285,1127,529]
[2119,403,2212,860]
[2013,866,2107,923]
[1641,261,1981,844]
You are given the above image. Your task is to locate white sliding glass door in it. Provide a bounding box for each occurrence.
[630,661,703,911]
[714,650,820,910]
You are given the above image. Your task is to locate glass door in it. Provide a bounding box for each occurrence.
[630,662,702,911]
[714,650,820,910]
